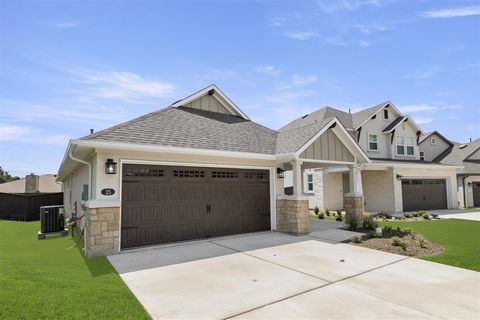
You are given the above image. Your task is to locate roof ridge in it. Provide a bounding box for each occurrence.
[278,116,336,135]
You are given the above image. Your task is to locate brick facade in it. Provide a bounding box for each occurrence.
[85,207,120,257]
[276,198,309,235]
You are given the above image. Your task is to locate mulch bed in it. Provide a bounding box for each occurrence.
[353,234,444,257]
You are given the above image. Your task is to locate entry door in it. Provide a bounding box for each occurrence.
[402,179,447,211]
[121,164,271,249]
[473,182,480,207]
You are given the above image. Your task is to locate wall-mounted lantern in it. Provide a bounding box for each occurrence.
[277,168,286,179]
[105,159,117,174]
[396,174,403,180]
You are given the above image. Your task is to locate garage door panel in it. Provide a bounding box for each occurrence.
[402,179,447,211]
[121,165,271,249]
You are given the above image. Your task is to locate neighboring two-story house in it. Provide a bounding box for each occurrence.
[426,138,480,208]
[284,101,461,214]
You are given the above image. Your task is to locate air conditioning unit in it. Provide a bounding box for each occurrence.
[38,205,68,239]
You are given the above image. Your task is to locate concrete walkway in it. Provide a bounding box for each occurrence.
[427,209,480,221]
[309,219,365,243]
[108,232,480,319]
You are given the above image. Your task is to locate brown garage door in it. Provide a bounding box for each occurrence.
[121,164,271,249]
[402,179,447,212]
[473,182,480,207]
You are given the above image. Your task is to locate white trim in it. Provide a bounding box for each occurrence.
[364,162,463,170]
[118,159,277,252]
[73,139,276,160]
[170,84,250,120]
[398,176,453,209]
[395,135,415,157]
[298,158,355,165]
[383,108,389,121]
[430,137,437,145]
[354,101,392,129]
[383,116,423,134]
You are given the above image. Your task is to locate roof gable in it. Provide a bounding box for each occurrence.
[418,131,453,146]
[170,85,249,120]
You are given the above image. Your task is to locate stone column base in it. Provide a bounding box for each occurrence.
[344,193,364,222]
[85,207,120,257]
[276,197,309,235]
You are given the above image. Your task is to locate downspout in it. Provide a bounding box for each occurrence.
[68,146,92,199]
[462,175,469,208]
[68,145,92,257]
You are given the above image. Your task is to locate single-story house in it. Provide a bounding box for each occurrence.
[57,85,371,256]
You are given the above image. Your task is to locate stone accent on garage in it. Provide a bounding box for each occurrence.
[85,207,120,257]
[276,197,309,235]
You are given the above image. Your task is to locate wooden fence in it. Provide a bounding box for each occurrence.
[0,192,63,221]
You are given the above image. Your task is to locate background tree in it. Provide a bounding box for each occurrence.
[0,166,20,184]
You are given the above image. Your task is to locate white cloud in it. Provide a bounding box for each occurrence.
[0,125,31,141]
[458,62,480,71]
[77,70,176,99]
[284,31,320,41]
[354,23,389,34]
[318,0,387,13]
[358,40,371,47]
[402,66,441,80]
[270,17,287,27]
[277,74,317,90]
[325,37,347,46]
[399,103,463,113]
[467,124,480,131]
[51,19,80,28]
[256,65,281,76]
[414,117,434,125]
[422,6,480,18]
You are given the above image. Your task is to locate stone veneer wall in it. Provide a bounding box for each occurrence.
[312,170,324,211]
[344,194,364,222]
[276,198,309,235]
[85,207,120,257]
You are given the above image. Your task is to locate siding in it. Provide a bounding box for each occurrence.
[300,130,354,162]
[183,95,231,114]
[418,134,451,162]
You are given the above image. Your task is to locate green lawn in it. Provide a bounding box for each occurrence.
[379,219,480,272]
[0,221,150,320]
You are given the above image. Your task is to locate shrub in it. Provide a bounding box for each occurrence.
[423,213,430,220]
[362,215,378,230]
[318,212,325,219]
[391,236,402,246]
[418,236,428,249]
[402,228,413,235]
[400,241,408,251]
[336,213,343,221]
[367,231,379,238]
[325,208,331,216]
[345,214,359,231]
[314,206,320,215]
[376,213,384,219]
[351,236,362,243]
[412,211,419,218]
[383,225,392,235]
[418,210,427,215]
[432,214,439,219]
[337,209,344,215]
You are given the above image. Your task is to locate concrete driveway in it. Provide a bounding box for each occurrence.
[108,232,480,320]
[428,209,480,221]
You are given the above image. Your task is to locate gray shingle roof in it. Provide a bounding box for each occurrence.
[382,116,406,132]
[279,107,352,131]
[276,117,335,154]
[435,139,480,174]
[351,102,388,129]
[81,106,278,154]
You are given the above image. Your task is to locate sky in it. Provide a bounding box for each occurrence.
[0,0,479,177]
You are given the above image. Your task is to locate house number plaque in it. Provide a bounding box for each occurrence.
[101,188,115,196]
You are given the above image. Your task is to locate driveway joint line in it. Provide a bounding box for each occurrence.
[208,239,334,283]
[223,255,411,320]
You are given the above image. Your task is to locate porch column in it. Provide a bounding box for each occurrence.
[276,159,309,235]
[344,164,364,223]
[291,159,303,196]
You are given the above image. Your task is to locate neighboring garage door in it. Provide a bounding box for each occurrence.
[402,179,447,212]
[121,164,271,249]
[473,182,480,207]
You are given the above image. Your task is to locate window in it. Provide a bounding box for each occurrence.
[368,134,378,150]
[431,137,436,145]
[383,109,389,120]
[307,174,313,192]
[396,136,414,156]
[420,151,425,161]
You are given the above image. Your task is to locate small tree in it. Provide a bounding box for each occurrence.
[314,206,320,215]
[0,166,20,184]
